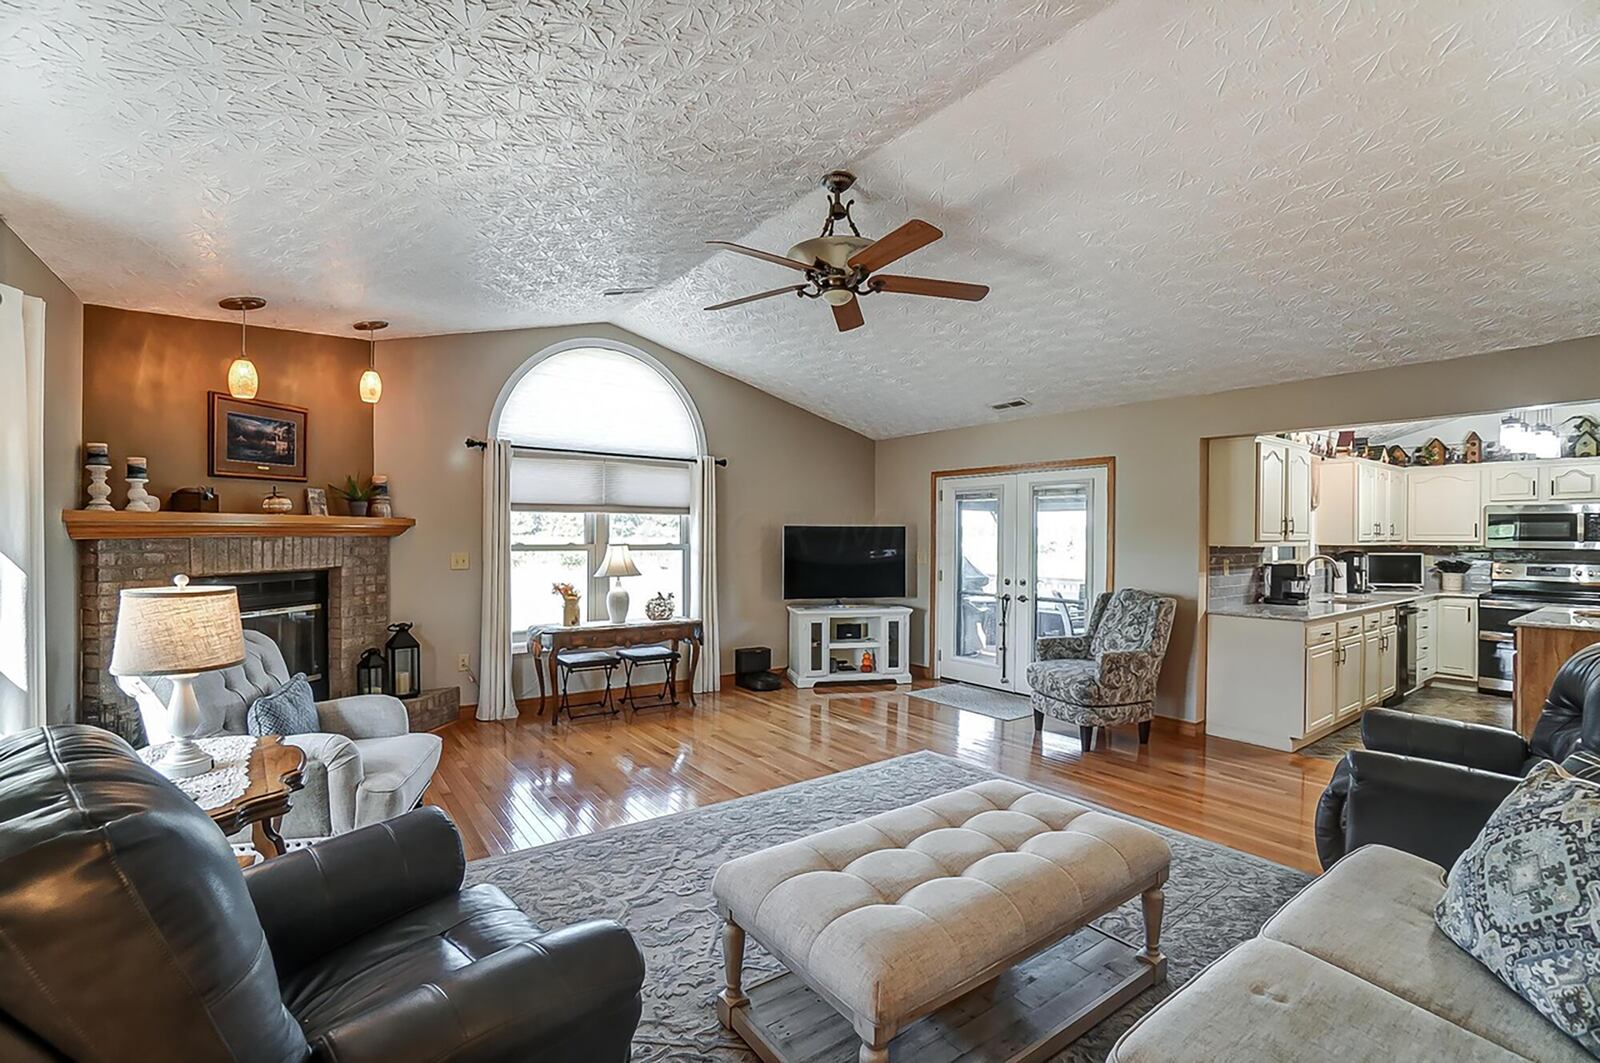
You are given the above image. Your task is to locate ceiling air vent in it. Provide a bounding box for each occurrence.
[990,398,1031,410]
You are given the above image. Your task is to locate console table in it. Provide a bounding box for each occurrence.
[528,618,704,716]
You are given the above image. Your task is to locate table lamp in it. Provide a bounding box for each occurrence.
[594,544,641,623]
[110,575,244,779]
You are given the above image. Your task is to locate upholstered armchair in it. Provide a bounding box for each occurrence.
[120,629,442,840]
[1027,588,1177,747]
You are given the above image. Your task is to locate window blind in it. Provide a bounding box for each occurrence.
[509,453,691,513]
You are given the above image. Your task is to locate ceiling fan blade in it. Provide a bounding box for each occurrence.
[832,297,864,333]
[847,220,943,272]
[706,240,811,272]
[868,274,990,301]
[704,285,806,311]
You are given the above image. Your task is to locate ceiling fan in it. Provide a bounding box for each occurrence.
[704,170,990,333]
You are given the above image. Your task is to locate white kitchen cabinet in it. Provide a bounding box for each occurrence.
[1435,597,1478,680]
[1335,630,1364,721]
[1317,457,1404,545]
[1407,467,1483,544]
[1379,618,1398,700]
[1304,638,1337,735]
[1362,626,1382,708]
[1548,461,1600,501]
[1384,466,1407,542]
[1207,435,1311,545]
[1484,463,1543,502]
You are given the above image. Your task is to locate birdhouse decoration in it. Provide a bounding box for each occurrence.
[1462,431,1483,464]
[356,648,387,696]
[385,622,422,698]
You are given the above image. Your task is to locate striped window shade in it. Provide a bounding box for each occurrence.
[509,454,691,513]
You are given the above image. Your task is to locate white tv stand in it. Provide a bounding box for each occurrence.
[786,604,913,688]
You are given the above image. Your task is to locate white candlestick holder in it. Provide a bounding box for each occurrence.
[125,478,154,512]
[85,465,113,510]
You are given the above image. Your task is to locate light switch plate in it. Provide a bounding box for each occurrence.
[449,552,469,570]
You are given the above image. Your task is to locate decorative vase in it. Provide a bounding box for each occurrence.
[369,474,392,517]
[1441,572,1465,593]
[645,591,674,620]
[347,500,369,517]
[561,598,580,626]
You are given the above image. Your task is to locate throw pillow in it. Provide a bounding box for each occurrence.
[1436,761,1600,1056]
[247,674,319,737]
[1563,748,1600,782]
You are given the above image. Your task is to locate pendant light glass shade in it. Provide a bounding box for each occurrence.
[219,296,266,399]
[353,320,387,405]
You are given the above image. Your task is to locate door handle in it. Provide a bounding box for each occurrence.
[998,594,1012,681]
[1017,594,1029,603]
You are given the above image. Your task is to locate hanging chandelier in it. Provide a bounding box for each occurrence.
[353,320,387,404]
[219,296,266,399]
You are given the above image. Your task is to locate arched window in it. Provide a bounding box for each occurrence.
[490,341,706,631]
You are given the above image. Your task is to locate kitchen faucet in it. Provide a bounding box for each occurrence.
[1305,554,1340,597]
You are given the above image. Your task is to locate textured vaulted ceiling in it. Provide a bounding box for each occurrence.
[3,1,1600,439]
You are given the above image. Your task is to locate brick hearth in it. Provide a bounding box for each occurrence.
[78,534,392,742]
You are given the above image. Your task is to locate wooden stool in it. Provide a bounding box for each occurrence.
[618,644,681,712]
[554,649,621,722]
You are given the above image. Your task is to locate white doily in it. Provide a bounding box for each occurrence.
[140,735,258,810]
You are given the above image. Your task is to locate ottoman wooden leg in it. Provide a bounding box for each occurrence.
[859,1043,890,1063]
[716,918,749,1027]
[1141,884,1166,964]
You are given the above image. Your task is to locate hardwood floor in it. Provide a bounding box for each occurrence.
[426,680,1339,874]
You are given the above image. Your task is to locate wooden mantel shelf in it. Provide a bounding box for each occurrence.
[63,510,416,540]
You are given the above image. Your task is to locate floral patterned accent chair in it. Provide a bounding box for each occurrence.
[1028,588,1177,748]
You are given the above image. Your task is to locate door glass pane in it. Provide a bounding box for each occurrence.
[954,492,1001,660]
[1033,484,1090,640]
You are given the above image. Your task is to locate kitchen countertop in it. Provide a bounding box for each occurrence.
[1509,605,1600,632]
[1209,588,1479,622]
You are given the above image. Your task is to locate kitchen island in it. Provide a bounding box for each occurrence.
[1509,606,1600,738]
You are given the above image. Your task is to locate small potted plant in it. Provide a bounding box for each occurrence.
[552,582,580,626]
[1434,558,1472,594]
[330,475,373,516]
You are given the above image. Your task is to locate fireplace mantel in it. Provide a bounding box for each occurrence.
[63,510,415,540]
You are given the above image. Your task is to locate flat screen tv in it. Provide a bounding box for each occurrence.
[784,525,907,600]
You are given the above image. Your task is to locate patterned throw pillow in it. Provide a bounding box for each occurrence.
[1436,761,1600,1056]
[1564,748,1600,782]
[247,674,319,737]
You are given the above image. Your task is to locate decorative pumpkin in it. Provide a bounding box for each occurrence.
[645,591,675,621]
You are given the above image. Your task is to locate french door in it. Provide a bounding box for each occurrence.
[935,466,1109,694]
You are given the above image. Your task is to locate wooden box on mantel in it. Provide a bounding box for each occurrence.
[403,687,460,732]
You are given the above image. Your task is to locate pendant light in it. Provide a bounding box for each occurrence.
[219,296,266,399]
[353,319,387,404]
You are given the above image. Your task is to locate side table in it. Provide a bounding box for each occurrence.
[142,735,306,858]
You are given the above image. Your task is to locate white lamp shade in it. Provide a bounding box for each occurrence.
[593,543,641,579]
[110,577,245,677]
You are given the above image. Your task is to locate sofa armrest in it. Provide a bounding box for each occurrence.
[243,806,465,977]
[1360,708,1530,774]
[315,694,410,739]
[1342,749,1521,871]
[1036,635,1091,661]
[308,920,645,1063]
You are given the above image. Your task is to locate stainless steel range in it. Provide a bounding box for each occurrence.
[1480,562,1600,692]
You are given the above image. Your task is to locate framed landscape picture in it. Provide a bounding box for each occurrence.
[208,392,308,481]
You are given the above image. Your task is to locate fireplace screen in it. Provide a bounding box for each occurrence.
[197,571,329,699]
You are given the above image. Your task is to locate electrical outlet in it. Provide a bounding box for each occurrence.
[449,552,469,571]
[457,654,470,672]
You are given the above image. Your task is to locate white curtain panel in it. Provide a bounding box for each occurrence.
[476,439,520,721]
[0,285,47,735]
[692,456,720,693]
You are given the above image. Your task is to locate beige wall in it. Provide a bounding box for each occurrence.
[876,334,1600,721]
[83,306,375,512]
[1,220,83,724]
[374,322,876,703]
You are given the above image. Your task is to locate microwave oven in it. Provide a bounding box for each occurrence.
[1367,552,1425,589]
[1484,505,1600,550]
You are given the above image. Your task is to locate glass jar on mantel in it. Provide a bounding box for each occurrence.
[385,623,422,698]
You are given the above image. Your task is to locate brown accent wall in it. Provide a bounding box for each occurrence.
[82,306,374,512]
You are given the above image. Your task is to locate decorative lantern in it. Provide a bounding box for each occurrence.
[356,648,387,696]
[385,622,422,698]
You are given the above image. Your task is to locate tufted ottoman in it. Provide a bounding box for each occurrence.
[711,780,1171,1063]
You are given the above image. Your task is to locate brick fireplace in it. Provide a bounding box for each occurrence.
[68,513,412,743]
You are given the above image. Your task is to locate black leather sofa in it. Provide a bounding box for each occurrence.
[1314,642,1600,870]
[0,725,645,1062]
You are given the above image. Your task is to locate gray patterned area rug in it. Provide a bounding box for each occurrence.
[467,751,1310,1062]
[906,681,1036,721]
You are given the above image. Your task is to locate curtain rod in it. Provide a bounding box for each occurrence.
[464,438,726,467]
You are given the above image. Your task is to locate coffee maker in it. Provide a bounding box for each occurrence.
[1262,561,1310,605]
[1334,551,1370,594]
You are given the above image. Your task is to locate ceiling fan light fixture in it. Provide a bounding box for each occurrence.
[822,288,856,307]
[219,296,266,399]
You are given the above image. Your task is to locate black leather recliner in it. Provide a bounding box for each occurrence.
[0,725,646,1062]
[1314,642,1600,870]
